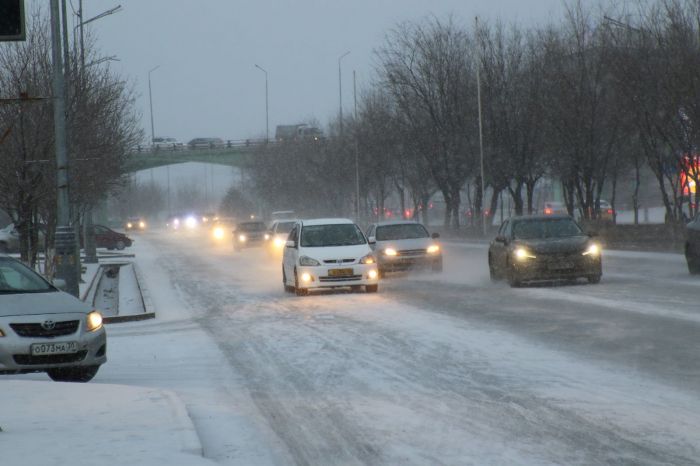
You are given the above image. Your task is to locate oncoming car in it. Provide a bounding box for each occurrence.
[282,218,379,296]
[125,216,146,231]
[488,215,602,287]
[366,221,442,275]
[266,219,297,256]
[0,256,107,382]
[232,221,268,251]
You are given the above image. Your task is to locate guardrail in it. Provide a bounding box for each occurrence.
[131,138,271,155]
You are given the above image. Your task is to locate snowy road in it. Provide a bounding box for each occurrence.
[92,232,700,464]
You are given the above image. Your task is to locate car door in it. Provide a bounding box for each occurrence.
[283,224,299,281]
[490,220,510,273]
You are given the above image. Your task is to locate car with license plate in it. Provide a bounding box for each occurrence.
[0,256,107,382]
[685,212,700,274]
[232,221,268,251]
[266,219,297,256]
[488,215,602,287]
[125,216,147,231]
[365,220,442,276]
[282,218,379,296]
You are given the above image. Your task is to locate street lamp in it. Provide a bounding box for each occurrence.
[254,64,269,142]
[475,16,487,236]
[148,65,161,144]
[338,51,350,136]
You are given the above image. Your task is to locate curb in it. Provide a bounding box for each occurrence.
[81,265,104,303]
[104,262,156,324]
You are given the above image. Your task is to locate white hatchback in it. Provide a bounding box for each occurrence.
[282,218,379,296]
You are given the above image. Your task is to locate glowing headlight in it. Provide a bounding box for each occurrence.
[185,216,197,228]
[86,311,103,332]
[126,222,133,228]
[139,221,146,229]
[514,247,536,261]
[299,255,320,266]
[582,243,601,256]
[301,272,313,283]
[360,254,375,264]
[238,234,247,242]
[213,227,225,239]
[274,237,285,248]
[264,233,271,240]
[427,244,440,254]
[368,269,378,280]
[384,248,398,256]
[173,218,180,226]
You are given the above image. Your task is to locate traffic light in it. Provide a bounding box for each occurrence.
[0,0,25,42]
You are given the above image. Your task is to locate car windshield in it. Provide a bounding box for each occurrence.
[238,222,267,232]
[0,258,54,294]
[375,224,429,240]
[301,224,366,247]
[512,218,583,239]
[275,221,296,234]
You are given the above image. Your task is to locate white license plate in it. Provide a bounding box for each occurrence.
[30,341,79,356]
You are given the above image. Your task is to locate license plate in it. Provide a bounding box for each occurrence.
[549,262,574,270]
[30,341,79,356]
[328,268,353,277]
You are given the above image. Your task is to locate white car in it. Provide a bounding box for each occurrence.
[282,218,379,296]
[266,219,297,256]
[0,256,107,382]
[151,137,183,150]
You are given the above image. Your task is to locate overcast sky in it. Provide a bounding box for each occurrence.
[53,0,564,143]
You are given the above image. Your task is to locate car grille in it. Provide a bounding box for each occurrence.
[319,275,363,282]
[10,320,80,338]
[397,249,427,256]
[323,259,355,264]
[13,350,87,366]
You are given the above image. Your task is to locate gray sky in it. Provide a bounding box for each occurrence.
[64,0,564,143]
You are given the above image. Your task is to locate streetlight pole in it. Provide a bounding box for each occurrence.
[475,16,488,237]
[148,65,160,144]
[254,64,269,142]
[353,70,360,221]
[338,51,350,136]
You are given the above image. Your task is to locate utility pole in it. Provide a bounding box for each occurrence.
[475,16,488,237]
[353,70,360,221]
[338,51,350,136]
[50,0,79,296]
[254,64,269,142]
[148,65,160,144]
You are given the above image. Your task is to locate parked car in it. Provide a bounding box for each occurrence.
[365,220,442,275]
[488,215,602,287]
[282,218,379,296]
[151,137,183,150]
[188,137,224,149]
[0,255,107,382]
[266,219,297,256]
[125,216,147,231]
[685,213,700,274]
[232,221,268,251]
[0,223,45,253]
[92,225,132,250]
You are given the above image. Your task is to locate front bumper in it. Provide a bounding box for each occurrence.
[377,253,442,272]
[296,263,379,289]
[0,314,107,374]
[511,254,601,281]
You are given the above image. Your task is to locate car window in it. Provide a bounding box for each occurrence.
[94,226,107,234]
[238,222,267,232]
[288,225,298,244]
[300,224,366,247]
[0,259,54,294]
[275,221,296,234]
[512,219,583,239]
[375,224,429,240]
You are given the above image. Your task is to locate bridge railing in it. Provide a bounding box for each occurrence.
[131,138,273,155]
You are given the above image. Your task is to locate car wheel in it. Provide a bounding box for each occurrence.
[366,284,379,293]
[115,240,125,250]
[507,262,522,288]
[587,274,602,284]
[294,269,308,297]
[47,365,100,383]
[488,255,499,282]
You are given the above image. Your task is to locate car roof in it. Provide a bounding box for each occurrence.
[372,220,425,227]
[301,218,354,226]
[510,214,573,221]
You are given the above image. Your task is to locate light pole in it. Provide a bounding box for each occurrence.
[338,51,350,136]
[254,64,269,142]
[353,70,360,221]
[475,16,488,237]
[148,65,160,144]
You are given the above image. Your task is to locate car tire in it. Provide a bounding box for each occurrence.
[587,274,602,284]
[507,262,522,288]
[115,240,125,251]
[294,269,308,297]
[47,365,100,383]
[366,284,379,293]
[488,255,499,282]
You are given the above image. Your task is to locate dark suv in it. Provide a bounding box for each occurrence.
[685,214,700,274]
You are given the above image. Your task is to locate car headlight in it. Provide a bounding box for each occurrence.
[514,247,536,261]
[384,248,398,256]
[274,237,285,248]
[264,233,271,240]
[86,311,103,332]
[359,254,375,264]
[238,234,247,242]
[139,221,146,229]
[427,244,440,254]
[185,216,197,228]
[213,227,225,239]
[582,243,601,257]
[126,222,133,228]
[299,255,321,266]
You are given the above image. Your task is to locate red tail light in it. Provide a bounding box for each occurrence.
[544,208,552,215]
[607,209,613,214]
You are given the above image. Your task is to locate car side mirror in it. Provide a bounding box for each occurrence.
[368,236,376,244]
[431,232,440,239]
[495,235,507,243]
[285,240,296,248]
[53,278,67,291]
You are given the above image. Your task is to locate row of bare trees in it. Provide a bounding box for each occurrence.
[0,10,141,267]
[249,0,700,229]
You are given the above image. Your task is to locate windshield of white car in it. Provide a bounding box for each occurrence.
[300,224,366,247]
[376,224,429,241]
[512,219,583,240]
[0,259,55,294]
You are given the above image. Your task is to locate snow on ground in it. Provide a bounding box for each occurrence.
[117,263,143,315]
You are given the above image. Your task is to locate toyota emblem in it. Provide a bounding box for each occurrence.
[41,320,56,330]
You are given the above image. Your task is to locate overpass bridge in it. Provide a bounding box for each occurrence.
[124,142,264,173]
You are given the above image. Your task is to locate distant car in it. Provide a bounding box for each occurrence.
[232,221,268,251]
[211,217,235,242]
[365,221,442,276]
[488,215,602,287]
[266,219,297,256]
[282,218,379,296]
[151,137,183,150]
[0,255,107,382]
[92,225,132,251]
[188,137,224,149]
[125,217,146,231]
[685,213,700,274]
[543,201,567,216]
